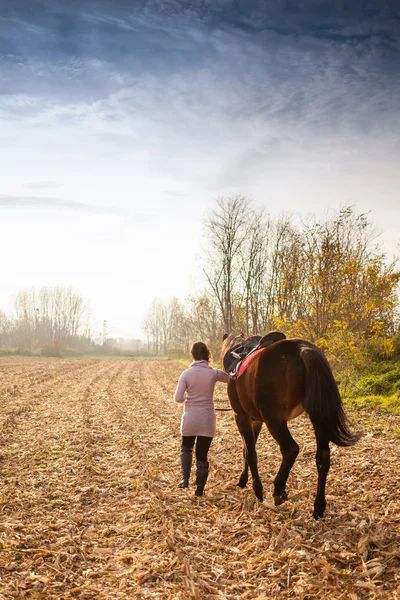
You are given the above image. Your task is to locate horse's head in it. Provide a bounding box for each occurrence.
[220,332,245,369]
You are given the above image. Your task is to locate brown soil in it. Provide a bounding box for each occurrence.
[0,357,399,599]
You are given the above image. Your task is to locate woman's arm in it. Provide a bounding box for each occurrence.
[215,369,229,384]
[174,372,187,403]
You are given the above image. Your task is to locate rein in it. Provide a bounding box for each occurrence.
[215,385,232,411]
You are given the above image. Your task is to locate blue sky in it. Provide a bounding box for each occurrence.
[1,1,399,337]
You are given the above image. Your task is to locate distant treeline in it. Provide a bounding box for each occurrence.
[142,200,400,379]
[0,286,91,356]
[0,287,153,357]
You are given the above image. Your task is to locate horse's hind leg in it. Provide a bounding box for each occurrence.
[265,419,299,506]
[234,413,263,501]
[238,420,262,488]
[313,428,330,519]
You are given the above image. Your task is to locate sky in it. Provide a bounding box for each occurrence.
[1,0,399,339]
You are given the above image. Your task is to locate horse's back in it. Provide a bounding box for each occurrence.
[257,338,306,377]
[247,338,307,420]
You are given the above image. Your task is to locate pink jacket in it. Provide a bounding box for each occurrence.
[174,360,229,437]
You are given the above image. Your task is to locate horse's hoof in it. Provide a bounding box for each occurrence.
[313,499,326,520]
[253,481,263,502]
[237,478,248,489]
[274,491,288,506]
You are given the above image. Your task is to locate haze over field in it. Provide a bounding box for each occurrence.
[1,1,399,338]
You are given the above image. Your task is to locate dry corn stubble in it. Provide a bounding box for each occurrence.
[0,356,399,599]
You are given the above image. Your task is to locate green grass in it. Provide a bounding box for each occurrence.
[176,358,192,367]
[345,391,400,414]
[344,357,400,414]
[353,367,400,397]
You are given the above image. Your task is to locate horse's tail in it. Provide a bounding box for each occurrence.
[300,344,361,447]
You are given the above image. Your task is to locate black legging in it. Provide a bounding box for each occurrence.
[181,436,212,462]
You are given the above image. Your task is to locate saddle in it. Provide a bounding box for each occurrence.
[223,331,286,378]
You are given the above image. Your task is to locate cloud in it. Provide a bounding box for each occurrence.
[1,2,398,129]
[0,194,123,215]
[0,1,399,197]
[24,181,60,190]
[0,194,160,226]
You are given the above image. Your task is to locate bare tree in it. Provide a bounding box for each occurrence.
[12,286,90,349]
[238,209,270,334]
[204,196,252,333]
[185,293,222,356]
[142,298,188,355]
[142,299,163,354]
[0,310,10,347]
[166,298,188,351]
[255,216,299,332]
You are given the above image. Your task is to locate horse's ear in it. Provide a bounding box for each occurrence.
[222,333,228,341]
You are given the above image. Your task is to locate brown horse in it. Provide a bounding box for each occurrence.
[221,334,361,519]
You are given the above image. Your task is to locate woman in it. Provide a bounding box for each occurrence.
[174,341,229,496]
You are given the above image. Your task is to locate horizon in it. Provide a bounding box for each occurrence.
[1,1,399,338]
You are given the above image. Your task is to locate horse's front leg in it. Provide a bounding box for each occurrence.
[238,420,263,488]
[234,413,263,501]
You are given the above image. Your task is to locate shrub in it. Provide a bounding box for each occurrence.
[41,340,64,357]
[14,348,32,356]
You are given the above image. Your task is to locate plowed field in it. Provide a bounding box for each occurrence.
[0,357,399,599]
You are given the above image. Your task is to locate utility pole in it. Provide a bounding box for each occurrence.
[103,320,107,345]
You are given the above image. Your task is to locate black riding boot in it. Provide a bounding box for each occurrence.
[178,446,192,488]
[195,460,209,496]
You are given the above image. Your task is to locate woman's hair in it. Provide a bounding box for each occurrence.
[190,341,211,362]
